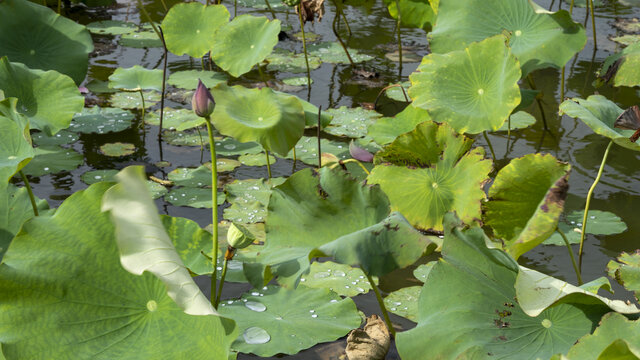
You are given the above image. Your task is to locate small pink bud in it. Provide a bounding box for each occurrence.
[349,141,374,162]
[192,79,215,118]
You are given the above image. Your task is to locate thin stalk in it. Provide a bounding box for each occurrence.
[556,227,583,285]
[264,0,276,19]
[560,66,565,102]
[340,159,369,175]
[158,27,168,141]
[159,0,168,12]
[205,116,219,308]
[589,0,597,49]
[292,147,297,173]
[395,0,403,77]
[578,140,613,272]
[331,0,355,67]
[570,0,574,13]
[57,0,61,14]
[196,126,205,153]
[19,170,38,217]
[340,11,352,36]
[317,106,322,168]
[483,131,496,162]
[507,115,512,141]
[136,0,161,39]
[527,74,549,131]
[257,65,268,88]
[265,150,272,179]
[298,3,312,87]
[234,0,237,17]
[201,58,206,71]
[215,247,235,307]
[139,90,146,120]
[366,273,395,337]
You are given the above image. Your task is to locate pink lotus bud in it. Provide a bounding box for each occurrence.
[349,141,374,162]
[191,79,215,118]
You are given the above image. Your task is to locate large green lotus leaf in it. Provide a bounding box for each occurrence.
[599,42,640,88]
[99,142,136,157]
[563,313,640,359]
[238,153,275,167]
[298,261,375,297]
[211,15,280,77]
[69,107,134,134]
[119,30,162,48]
[384,286,421,321]
[223,178,286,223]
[368,121,491,231]
[160,215,213,276]
[607,251,640,300]
[102,166,217,315]
[324,106,382,138]
[283,136,350,166]
[496,111,537,132]
[308,42,374,64]
[265,49,322,73]
[559,95,640,151]
[108,65,163,92]
[395,213,609,359]
[145,108,205,131]
[31,129,78,146]
[0,182,49,261]
[273,90,332,128]
[409,35,521,134]
[0,0,93,84]
[217,285,361,357]
[21,146,83,177]
[0,57,84,135]
[261,167,431,287]
[0,98,34,183]
[368,104,431,146]
[0,182,236,359]
[167,70,228,90]
[211,84,305,156]
[109,91,160,109]
[386,0,436,30]
[515,266,639,317]
[428,0,586,76]
[213,137,263,155]
[484,154,570,259]
[165,188,225,208]
[544,210,627,246]
[168,164,241,187]
[413,261,435,282]
[86,20,136,35]
[162,3,229,58]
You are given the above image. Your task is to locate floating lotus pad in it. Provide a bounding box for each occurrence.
[211,84,305,156]
[223,177,286,224]
[559,95,640,151]
[384,286,420,322]
[0,0,93,84]
[282,76,313,86]
[0,183,236,359]
[145,108,205,131]
[386,0,436,30]
[238,153,275,166]
[21,146,83,177]
[308,42,374,64]
[368,104,431,145]
[119,30,162,48]
[599,42,640,88]
[163,130,208,146]
[108,65,163,92]
[611,34,640,46]
[211,15,281,77]
[87,20,137,35]
[298,261,375,297]
[237,0,286,9]
[484,154,570,259]
[0,57,84,136]
[217,285,361,357]
[413,262,435,282]
[69,107,134,134]
[99,142,136,157]
[284,136,350,166]
[607,251,640,300]
[31,129,79,146]
[214,137,264,155]
[409,35,521,134]
[324,106,382,138]
[274,91,332,128]
[428,0,586,76]
[385,82,411,102]
[544,210,627,245]
[81,169,167,199]
[110,91,160,109]
[265,49,322,73]
[496,111,536,132]
[368,121,492,231]
[165,188,226,208]
[395,213,613,359]
[162,3,230,58]
[168,163,242,187]
[167,70,228,90]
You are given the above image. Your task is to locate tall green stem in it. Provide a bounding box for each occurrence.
[139,90,146,120]
[578,140,612,273]
[366,273,395,337]
[560,66,565,102]
[205,116,219,307]
[569,0,574,13]
[483,131,496,162]
[395,0,402,77]
[19,170,38,217]
[265,150,272,179]
[556,227,583,285]
[527,74,549,131]
[215,247,234,307]
[589,0,597,49]
[298,3,312,87]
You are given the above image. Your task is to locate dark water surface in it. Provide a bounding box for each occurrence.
[22,0,640,358]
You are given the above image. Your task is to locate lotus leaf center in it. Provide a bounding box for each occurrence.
[541,319,552,328]
[29,49,35,55]
[251,45,255,49]
[477,89,484,95]
[7,156,16,160]
[515,30,522,37]
[146,300,158,312]
[196,29,200,34]
[432,182,438,189]
[258,117,263,122]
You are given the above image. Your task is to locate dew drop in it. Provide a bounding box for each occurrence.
[314,271,331,279]
[7,156,16,160]
[333,270,346,277]
[243,327,270,344]
[477,89,484,95]
[245,301,267,312]
[251,291,260,296]
[44,167,49,171]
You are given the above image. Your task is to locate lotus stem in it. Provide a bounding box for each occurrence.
[483,131,496,162]
[265,150,272,179]
[507,115,512,140]
[589,0,597,50]
[159,0,167,12]
[57,0,61,14]
[205,116,219,308]
[340,159,370,175]
[366,273,395,337]
[331,0,355,67]
[257,65,269,88]
[340,11,352,36]
[527,74,549,131]
[292,147,297,173]
[234,0,237,17]
[556,227,583,285]
[570,0,574,13]
[264,0,276,19]
[136,0,161,40]
[560,66,565,102]
[298,2,312,88]
[196,126,205,153]
[578,140,612,273]
[395,0,403,77]
[19,170,38,217]
[317,106,322,168]
[158,26,168,141]
[215,247,235,307]
[138,89,146,120]
[374,84,409,110]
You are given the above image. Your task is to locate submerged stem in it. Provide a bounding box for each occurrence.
[578,140,612,272]
[366,273,395,337]
[556,227,583,285]
[139,90,146,120]
[483,131,496,162]
[527,74,549,131]
[265,150,272,179]
[19,170,38,217]
[205,117,219,308]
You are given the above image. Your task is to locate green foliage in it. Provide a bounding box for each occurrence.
[162,3,230,58]
[108,65,163,92]
[607,251,640,301]
[599,42,640,87]
[563,313,640,359]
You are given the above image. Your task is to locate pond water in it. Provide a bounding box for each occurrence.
[19,0,640,358]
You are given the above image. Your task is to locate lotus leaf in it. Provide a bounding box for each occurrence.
[395,213,611,359]
[272,91,332,128]
[266,49,322,73]
[544,210,627,245]
[211,15,280,77]
[237,0,286,9]
[168,163,241,187]
[368,104,430,145]
[164,130,209,146]
[383,286,420,321]
[86,20,137,35]
[161,215,215,276]
[214,137,264,155]
[324,106,382,138]
[0,57,84,135]
[165,188,226,208]
[0,182,49,261]
[368,121,491,231]
[217,285,361,357]
[21,146,83,177]
[283,136,350,166]
[31,130,79,146]
[145,108,205,131]
[599,42,640,87]
[562,313,640,359]
[413,262,435,282]
[0,182,236,359]
[282,76,313,86]
[409,35,521,134]
[385,50,422,63]
[167,70,228,90]
[162,3,229,58]
[484,154,570,259]
[428,0,586,76]
[610,34,640,46]
[260,167,431,287]
[109,65,163,92]
[579,277,613,295]
[0,0,93,84]
[99,142,136,157]
[223,178,286,223]
[496,111,536,132]
[386,0,436,30]
[559,95,640,151]
[607,251,640,300]
[119,30,162,48]
[238,153,276,166]
[70,107,134,134]
[211,84,305,156]
[385,82,410,102]
[298,261,375,297]
[110,91,160,109]
[0,98,33,183]
[308,42,374,64]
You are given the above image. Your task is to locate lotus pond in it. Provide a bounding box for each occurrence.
[2,0,640,358]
